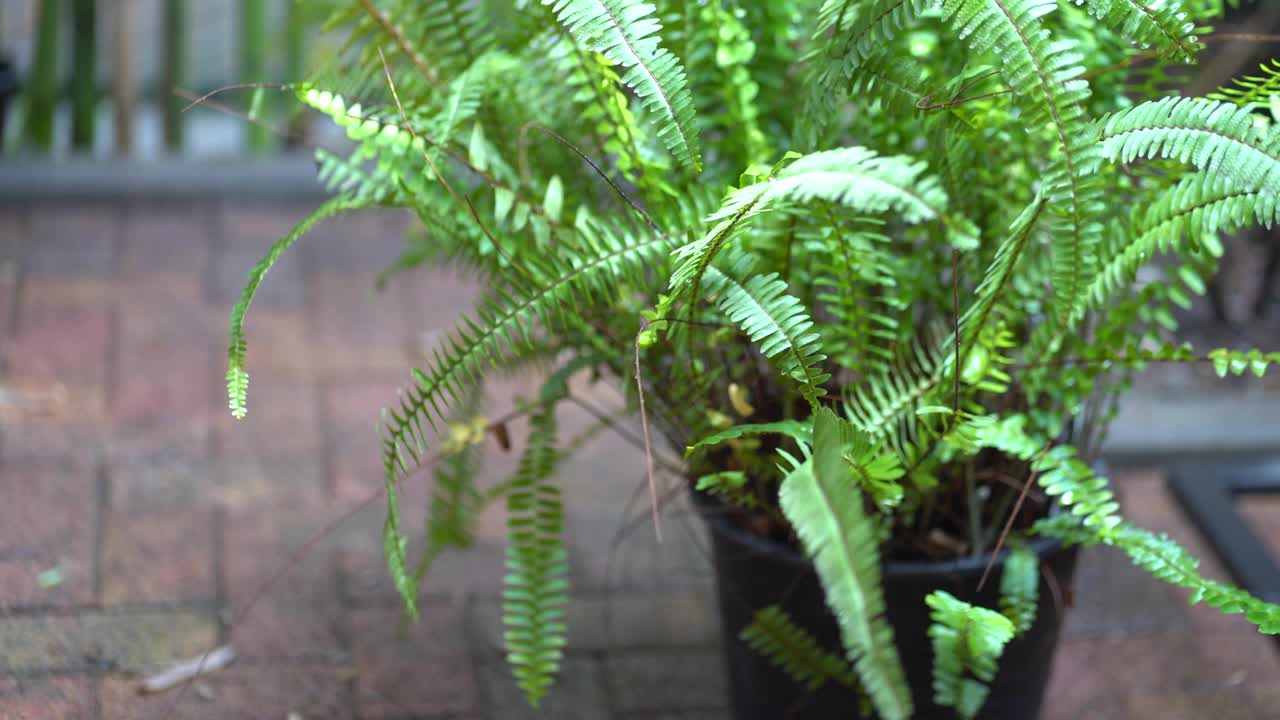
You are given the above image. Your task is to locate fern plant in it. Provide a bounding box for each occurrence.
[225,0,1280,716]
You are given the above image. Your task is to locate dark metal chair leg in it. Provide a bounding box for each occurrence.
[1251,237,1280,319]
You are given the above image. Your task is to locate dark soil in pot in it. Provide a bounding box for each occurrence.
[693,490,1080,720]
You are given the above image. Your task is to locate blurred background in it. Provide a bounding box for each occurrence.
[0,2,1278,719]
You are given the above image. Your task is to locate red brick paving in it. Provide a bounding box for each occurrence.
[1,202,1277,719]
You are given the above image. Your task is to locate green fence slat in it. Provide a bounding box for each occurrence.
[71,0,97,150]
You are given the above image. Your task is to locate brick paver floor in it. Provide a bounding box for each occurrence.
[1,201,1277,719]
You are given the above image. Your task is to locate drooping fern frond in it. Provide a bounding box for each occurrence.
[227,195,365,419]
[542,0,703,171]
[779,407,912,720]
[502,406,569,706]
[972,413,1280,635]
[1211,58,1280,108]
[412,399,487,588]
[1075,0,1200,62]
[703,258,832,405]
[937,0,1103,325]
[999,543,1039,635]
[926,590,1016,720]
[380,220,680,485]
[740,605,860,692]
[1098,97,1280,192]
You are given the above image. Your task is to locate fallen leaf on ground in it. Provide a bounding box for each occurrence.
[138,646,237,694]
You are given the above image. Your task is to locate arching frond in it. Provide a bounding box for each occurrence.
[1098,97,1280,191]
[704,258,831,404]
[543,0,703,171]
[1075,0,1200,62]
[227,196,365,419]
[937,0,1103,324]
[380,220,681,489]
[974,414,1280,635]
[669,146,964,298]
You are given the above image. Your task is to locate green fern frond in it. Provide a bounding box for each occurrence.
[799,0,931,145]
[740,605,860,692]
[412,396,487,588]
[810,219,902,378]
[972,414,1280,635]
[1211,58,1280,108]
[543,0,703,171]
[669,146,962,298]
[999,543,1039,635]
[1076,0,1200,62]
[379,220,679,488]
[780,407,912,720]
[938,0,1103,324]
[384,472,418,621]
[704,258,832,404]
[227,196,364,419]
[953,195,1047,370]
[926,590,1016,720]
[1098,97,1280,191]
[502,407,569,706]
[843,338,945,461]
[685,419,812,457]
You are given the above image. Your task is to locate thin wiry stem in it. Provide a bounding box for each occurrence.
[635,318,662,541]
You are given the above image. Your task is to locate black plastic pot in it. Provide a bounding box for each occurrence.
[694,491,1080,720]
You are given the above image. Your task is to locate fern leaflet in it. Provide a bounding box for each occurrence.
[927,590,1016,720]
[740,605,860,691]
[542,0,702,170]
[999,543,1039,635]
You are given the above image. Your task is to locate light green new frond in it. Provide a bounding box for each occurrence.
[704,259,831,404]
[503,407,569,706]
[938,0,1103,325]
[1075,0,1200,62]
[1211,59,1280,108]
[1098,97,1280,192]
[999,543,1039,635]
[740,605,859,692]
[926,590,1016,720]
[669,146,959,297]
[779,407,912,720]
[227,196,365,419]
[542,0,702,171]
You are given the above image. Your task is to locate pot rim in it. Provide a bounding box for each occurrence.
[691,487,1067,580]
